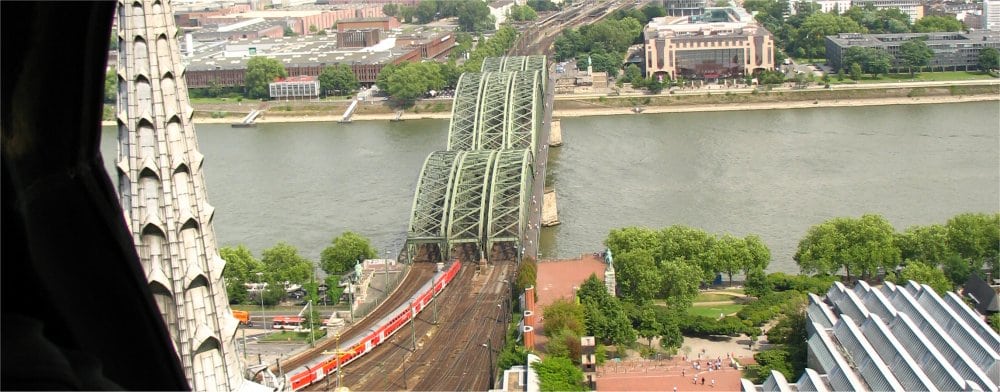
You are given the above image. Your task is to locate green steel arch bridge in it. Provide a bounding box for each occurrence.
[406,56,548,264]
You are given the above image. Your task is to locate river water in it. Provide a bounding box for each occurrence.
[101,101,999,273]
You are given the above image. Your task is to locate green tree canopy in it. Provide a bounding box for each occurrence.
[794,214,900,280]
[979,47,999,72]
[244,56,287,99]
[895,261,953,294]
[105,69,116,104]
[658,258,703,309]
[898,38,934,76]
[382,3,399,16]
[318,64,359,96]
[509,4,538,21]
[532,357,586,391]
[456,0,494,32]
[897,224,951,266]
[946,212,1000,272]
[221,245,265,284]
[635,303,662,347]
[613,249,661,304]
[578,275,635,345]
[913,15,964,33]
[515,256,538,300]
[261,242,313,284]
[320,231,377,275]
[385,61,446,108]
[843,46,892,78]
[542,298,586,337]
[798,13,866,58]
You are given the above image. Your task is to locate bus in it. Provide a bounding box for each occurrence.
[272,316,305,331]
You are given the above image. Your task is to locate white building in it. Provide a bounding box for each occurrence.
[789,0,852,14]
[985,0,1000,31]
[852,0,924,22]
[489,0,514,30]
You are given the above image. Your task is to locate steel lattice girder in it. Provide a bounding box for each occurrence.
[481,57,503,72]
[505,71,540,150]
[486,149,533,251]
[447,73,486,151]
[525,55,547,91]
[408,151,463,244]
[446,150,497,245]
[476,72,515,150]
[501,56,527,72]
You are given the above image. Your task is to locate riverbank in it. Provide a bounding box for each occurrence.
[101,83,999,126]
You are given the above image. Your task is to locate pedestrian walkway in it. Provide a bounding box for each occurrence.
[596,356,751,391]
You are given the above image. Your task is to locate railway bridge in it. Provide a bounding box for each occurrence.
[406,56,549,264]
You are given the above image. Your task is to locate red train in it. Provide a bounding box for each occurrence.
[286,262,461,391]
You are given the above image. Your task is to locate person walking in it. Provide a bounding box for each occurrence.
[711,379,716,388]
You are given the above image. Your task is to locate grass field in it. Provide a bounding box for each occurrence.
[260,329,327,343]
[695,293,740,302]
[687,303,745,318]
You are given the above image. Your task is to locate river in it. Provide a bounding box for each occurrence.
[101,101,999,273]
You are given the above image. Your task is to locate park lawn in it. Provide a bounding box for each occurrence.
[695,293,739,302]
[687,303,745,318]
[260,329,327,343]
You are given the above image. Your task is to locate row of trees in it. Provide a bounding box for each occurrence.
[220,231,378,305]
[382,0,495,32]
[241,57,361,100]
[742,0,966,62]
[606,226,771,304]
[795,212,999,288]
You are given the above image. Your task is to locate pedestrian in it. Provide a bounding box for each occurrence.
[711,379,716,388]
[682,368,686,377]
[673,387,677,392]
[692,376,697,384]
[701,377,705,385]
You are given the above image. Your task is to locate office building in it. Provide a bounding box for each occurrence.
[825,31,1000,71]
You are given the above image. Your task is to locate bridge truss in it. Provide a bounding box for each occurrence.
[407,56,546,263]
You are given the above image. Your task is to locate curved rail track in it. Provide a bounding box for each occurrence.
[325,261,515,391]
[275,262,436,375]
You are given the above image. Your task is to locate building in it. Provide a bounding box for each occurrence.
[174,3,251,27]
[663,0,707,17]
[338,29,381,48]
[643,8,775,80]
[202,5,385,36]
[852,0,924,22]
[742,280,1000,391]
[789,0,852,14]
[986,0,1000,30]
[184,33,455,88]
[336,16,401,33]
[490,0,515,30]
[825,31,1000,71]
[269,75,320,99]
[580,336,597,389]
[191,18,285,41]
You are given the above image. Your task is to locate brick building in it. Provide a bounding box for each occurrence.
[336,17,401,33]
[337,29,381,48]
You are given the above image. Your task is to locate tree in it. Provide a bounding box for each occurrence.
[744,267,772,298]
[659,259,702,309]
[866,48,893,78]
[711,234,747,286]
[942,252,973,287]
[320,231,377,275]
[657,226,716,282]
[798,13,865,59]
[897,224,951,266]
[318,64,359,96]
[946,212,1000,273]
[262,280,285,306]
[456,0,494,32]
[509,5,538,21]
[532,357,586,391]
[849,62,863,80]
[283,25,296,37]
[515,256,538,301]
[382,3,399,17]
[261,242,313,284]
[979,47,999,72]
[104,69,116,104]
[794,215,900,280]
[244,56,287,99]
[894,261,953,294]
[578,275,635,345]
[837,68,845,81]
[386,62,445,107]
[308,24,318,34]
[614,249,661,304]
[913,15,964,33]
[899,39,933,77]
[744,235,772,275]
[623,63,643,85]
[545,329,583,364]
[415,0,437,24]
[636,304,662,347]
[605,226,660,257]
[221,245,264,304]
[542,298,586,337]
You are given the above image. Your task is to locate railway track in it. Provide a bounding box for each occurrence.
[275,262,436,376]
[326,261,514,391]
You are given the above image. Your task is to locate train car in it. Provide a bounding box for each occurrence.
[286,262,461,391]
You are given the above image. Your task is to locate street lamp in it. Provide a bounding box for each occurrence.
[256,272,267,333]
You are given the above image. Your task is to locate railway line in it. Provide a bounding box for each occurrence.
[275,262,436,376]
[326,260,515,391]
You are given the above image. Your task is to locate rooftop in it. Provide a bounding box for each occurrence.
[644,7,767,39]
[826,31,1000,46]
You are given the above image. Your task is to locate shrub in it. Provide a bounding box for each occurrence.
[737,290,805,327]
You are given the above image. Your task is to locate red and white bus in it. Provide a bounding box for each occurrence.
[272,316,305,330]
